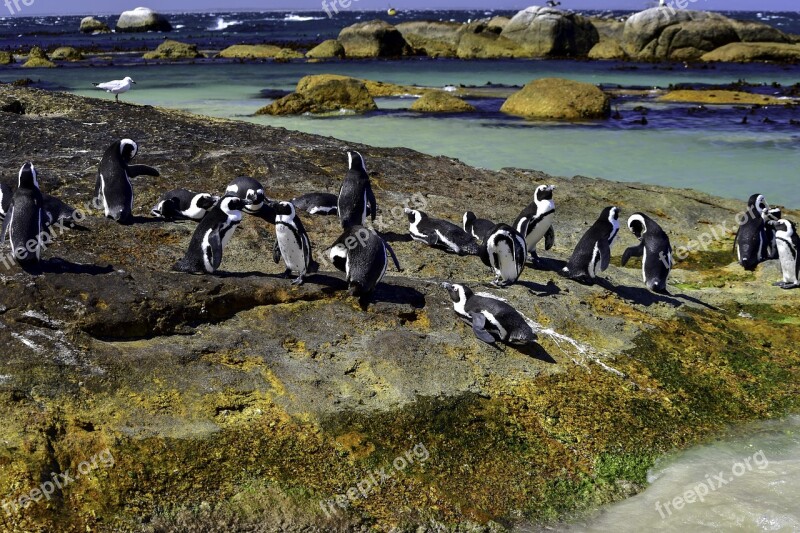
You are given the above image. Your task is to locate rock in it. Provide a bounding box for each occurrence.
[701,42,800,62]
[0,51,13,65]
[50,47,84,61]
[142,40,202,60]
[115,7,172,33]
[501,77,610,119]
[731,20,790,43]
[658,89,788,105]
[410,91,476,113]
[218,44,303,59]
[501,6,599,57]
[487,16,511,32]
[588,39,627,59]
[456,31,529,59]
[256,74,377,115]
[306,39,346,59]
[22,47,56,68]
[79,16,111,34]
[337,19,411,58]
[396,21,464,57]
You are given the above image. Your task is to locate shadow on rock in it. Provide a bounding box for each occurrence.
[40,258,114,275]
[381,231,413,243]
[518,279,561,297]
[596,278,682,307]
[531,256,567,272]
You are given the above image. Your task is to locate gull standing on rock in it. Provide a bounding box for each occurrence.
[92,76,136,103]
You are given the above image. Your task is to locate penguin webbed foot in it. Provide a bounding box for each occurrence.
[291,276,305,286]
[781,283,799,290]
[772,281,786,287]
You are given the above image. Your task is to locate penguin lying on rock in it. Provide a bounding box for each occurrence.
[405,208,479,256]
[151,189,218,221]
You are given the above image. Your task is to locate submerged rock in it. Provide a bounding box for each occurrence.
[701,42,800,62]
[79,16,111,34]
[50,46,83,61]
[256,74,377,115]
[116,6,172,33]
[143,40,203,60]
[218,44,303,60]
[337,19,411,58]
[305,39,346,59]
[658,89,788,105]
[501,77,610,119]
[410,91,476,113]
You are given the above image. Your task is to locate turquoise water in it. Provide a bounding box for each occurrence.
[5,60,800,207]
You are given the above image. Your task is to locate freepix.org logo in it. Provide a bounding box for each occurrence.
[5,0,34,16]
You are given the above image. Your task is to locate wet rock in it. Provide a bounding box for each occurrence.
[337,19,411,58]
[50,46,84,61]
[501,77,611,119]
[79,16,111,34]
[305,39,346,59]
[501,6,599,57]
[0,51,13,65]
[142,40,203,60]
[218,44,303,59]
[658,89,788,105]
[115,7,172,33]
[701,42,800,62]
[256,74,377,116]
[410,91,475,113]
[22,47,56,68]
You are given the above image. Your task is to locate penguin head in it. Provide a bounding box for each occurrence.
[765,207,781,222]
[535,185,555,203]
[219,196,246,215]
[404,207,422,224]
[119,139,138,162]
[18,162,39,190]
[347,151,367,175]
[771,219,795,238]
[627,213,648,239]
[442,282,472,305]
[151,198,175,218]
[272,201,296,219]
[194,193,217,211]
[601,206,620,226]
[226,177,265,209]
[747,193,768,215]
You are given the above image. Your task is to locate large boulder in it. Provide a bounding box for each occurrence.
[410,91,476,113]
[306,39,346,59]
[701,42,800,63]
[143,40,203,60]
[337,20,410,58]
[501,6,599,57]
[22,47,56,68]
[731,20,790,43]
[456,31,529,59]
[0,51,13,65]
[501,78,610,120]
[256,74,377,116]
[79,16,111,34]
[396,21,465,57]
[50,47,83,61]
[116,7,172,33]
[218,44,303,59]
[588,39,627,59]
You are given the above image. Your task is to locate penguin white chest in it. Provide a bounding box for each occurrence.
[277,225,305,271]
[777,240,798,284]
[493,240,518,281]
[527,210,554,248]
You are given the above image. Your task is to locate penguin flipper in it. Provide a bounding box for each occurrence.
[126,164,160,177]
[385,241,402,271]
[366,183,377,222]
[273,240,282,264]
[598,239,612,273]
[621,243,644,267]
[470,312,496,344]
[0,204,10,246]
[544,226,555,250]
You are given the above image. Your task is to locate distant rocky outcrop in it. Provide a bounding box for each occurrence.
[22,46,56,68]
[456,30,528,59]
[0,51,13,65]
[143,40,203,60]
[410,91,476,113]
[501,6,599,57]
[79,16,111,34]
[116,7,172,33]
[256,74,377,115]
[218,44,303,60]
[337,20,411,58]
[50,47,83,61]
[501,77,610,119]
[396,21,465,57]
[305,39,346,59]
[701,42,800,62]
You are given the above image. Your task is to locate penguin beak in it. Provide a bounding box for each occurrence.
[441,282,453,290]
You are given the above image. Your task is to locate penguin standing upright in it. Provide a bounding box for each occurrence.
[734,194,770,271]
[479,223,527,287]
[621,213,672,294]
[768,218,799,289]
[95,139,159,224]
[338,151,377,229]
[513,184,556,263]
[172,196,248,274]
[272,201,318,285]
[151,189,218,221]
[764,207,782,260]
[562,206,620,284]
[329,225,401,299]
[462,211,495,242]
[2,163,44,269]
[404,208,479,255]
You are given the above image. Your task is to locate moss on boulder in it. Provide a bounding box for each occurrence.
[501,78,610,119]
[22,47,55,68]
[256,74,377,115]
[0,51,13,65]
[50,47,84,61]
[305,39,346,59]
[218,44,303,59]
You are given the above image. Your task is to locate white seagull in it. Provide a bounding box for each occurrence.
[92,76,136,103]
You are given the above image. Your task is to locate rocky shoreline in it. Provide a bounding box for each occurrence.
[0,85,798,531]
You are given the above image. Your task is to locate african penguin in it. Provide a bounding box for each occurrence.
[272,201,318,285]
[95,139,159,224]
[764,207,782,260]
[2,182,78,230]
[462,211,495,242]
[442,283,538,347]
[226,176,275,223]
[734,193,770,271]
[338,151,377,229]
[0,182,11,224]
[292,192,339,216]
[769,218,799,289]
[562,206,620,285]
[479,223,527,287]
[151,189,218,221]
[513,184,555,263]
[329,225,401,298]
[172,196,247,274]
[1,163,44,269]
[621,213,672,294]
[404,208,479,256]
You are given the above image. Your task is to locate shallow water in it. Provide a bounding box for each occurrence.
[554,415,800,532]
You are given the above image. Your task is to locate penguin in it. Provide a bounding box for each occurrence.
[621,213,672,294]
[42,193,80,229]
[479,223,527,287]
[462,211,495,242]
[442,283,538,347]
[95,139,159,224]
[151,189,218,221]
[734,194,770,271]
[0,182,11,223]
[172,196,248,274]
[328,225,401,298]
[513,184,556,263]
[404,208,479,256]
[768,218,799,289]
[338,151,377,229]
[291,192,339,216]
[272,201,318,285]
[764,207,782,260]
[562,206,620,284]
[226,176,275,223]
[1,162,44,269]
